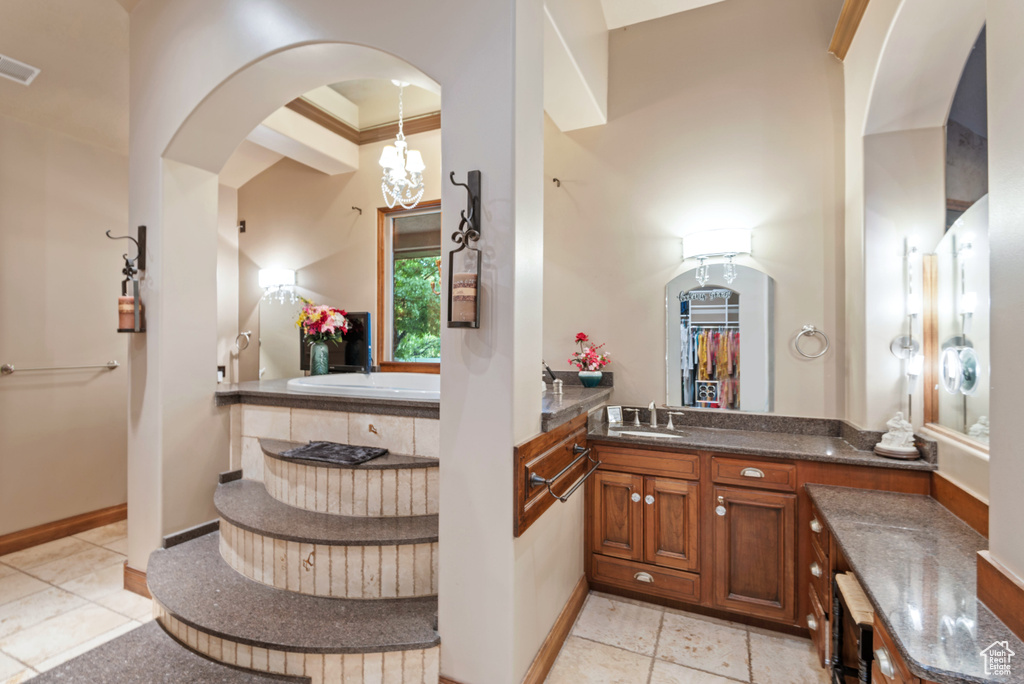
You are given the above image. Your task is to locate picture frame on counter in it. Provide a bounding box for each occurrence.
[606,406,622,424]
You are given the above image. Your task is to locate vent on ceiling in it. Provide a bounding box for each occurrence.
[0,54,40,86]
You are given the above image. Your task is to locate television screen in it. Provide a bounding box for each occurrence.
[299,311,372,373]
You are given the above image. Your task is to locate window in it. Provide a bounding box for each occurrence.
[377,201,442,370]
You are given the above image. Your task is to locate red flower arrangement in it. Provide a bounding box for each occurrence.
[296,303,351,345]
[568,332,611,371]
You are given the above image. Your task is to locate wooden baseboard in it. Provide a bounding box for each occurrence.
[0,503,127,557]
[521,575,589,684]
[123,562,151,599]
[977,550,1024,642]
[931,471,988,537]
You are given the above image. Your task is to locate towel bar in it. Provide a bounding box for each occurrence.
[1,361,119,375]
[529,444,602,503]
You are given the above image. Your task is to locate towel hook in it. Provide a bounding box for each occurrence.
[795,325,830,359]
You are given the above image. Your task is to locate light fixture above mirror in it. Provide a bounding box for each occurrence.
[682,228,752,286]
[258,268,297,304]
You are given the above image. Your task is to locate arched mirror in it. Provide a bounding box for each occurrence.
[666,265,774,412]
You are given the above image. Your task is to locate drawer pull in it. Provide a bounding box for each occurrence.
[634,572,654,583]
[810,518,823,534]
[644,494,655,505]
[631,493,641,503]
[874,648,895,677]
[740,467,765,478]
[716,494,726,517]
[807,615,818,631]
[810,562,823,578]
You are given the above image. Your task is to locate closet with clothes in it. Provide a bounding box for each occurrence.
[679,288,740,409]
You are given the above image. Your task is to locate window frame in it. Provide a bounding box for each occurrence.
[376,200,442,373]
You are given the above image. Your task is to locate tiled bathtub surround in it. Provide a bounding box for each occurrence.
[156,606,440,684]
[262,452,439,517]
[219,520,438,599]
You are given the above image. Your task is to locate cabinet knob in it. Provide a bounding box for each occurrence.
[810,518,823,534]
[644,495,655,505]
[874,648,895,678]
[633,572,654,583]
[716,494,726,516]
[740,467,765,478]
[810,562,823,578]
[806,615,818,631]
[631,493,641,503]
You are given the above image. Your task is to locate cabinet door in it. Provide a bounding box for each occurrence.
[713,486,796,621]
[643,477,700,572]
[592,471,643,561]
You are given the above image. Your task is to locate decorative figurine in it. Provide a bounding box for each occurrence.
[968,415,990,444]
[874,412,920,460]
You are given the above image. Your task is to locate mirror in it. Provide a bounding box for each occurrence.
[928,195,989,444]
[666,265,774,412]
[258,298,304,380]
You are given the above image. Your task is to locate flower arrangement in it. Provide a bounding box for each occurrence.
[568,332,611,371]
[296,301,351,345]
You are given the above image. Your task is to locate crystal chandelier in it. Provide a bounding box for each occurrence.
[379,81,426,210]
[682,229,752,287]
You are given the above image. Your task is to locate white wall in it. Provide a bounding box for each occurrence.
[543,0,846,416]
[0,114,128,535]
[216,185,239,383]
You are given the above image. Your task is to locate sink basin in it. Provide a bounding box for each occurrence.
[612,430,685,439]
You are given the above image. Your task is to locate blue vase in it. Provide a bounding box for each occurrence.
[578,371,602,388]
[310,341,330,376]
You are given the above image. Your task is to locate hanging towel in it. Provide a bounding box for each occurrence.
[281,441,388,466]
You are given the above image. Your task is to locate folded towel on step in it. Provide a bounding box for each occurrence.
[280,441,388,465]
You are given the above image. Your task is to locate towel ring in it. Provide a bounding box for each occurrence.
[235,331,252,352]
[795,325,829,359]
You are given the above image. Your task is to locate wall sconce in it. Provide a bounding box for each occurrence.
[447,170,481,328]
[682,228,752,286]
[107,226,147,333]
[258,268,297,304]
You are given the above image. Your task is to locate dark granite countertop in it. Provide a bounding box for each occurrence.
[806,485,1024,684]
[588,424,937,471]
[148,533,440,654]
[215,480,438,546]
[541,386,613,432]
[215,379,439,419]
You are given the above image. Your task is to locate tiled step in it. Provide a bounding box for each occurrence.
[148,533,440,684]
[216,480,438,598]
[260,439,439,517]
[30,621,309,683]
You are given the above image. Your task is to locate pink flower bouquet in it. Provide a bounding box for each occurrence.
[568,332,611,371]
[297,304,351,345]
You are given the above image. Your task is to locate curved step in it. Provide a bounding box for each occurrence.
[216,481,438,598]
[260,439,439,517]
[148,533,440,683]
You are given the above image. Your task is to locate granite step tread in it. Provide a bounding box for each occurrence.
[148,532,440,654]
[216,480,438,545]
[30,621,308,683]
[260,438,438,470]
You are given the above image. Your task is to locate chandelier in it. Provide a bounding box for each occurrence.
[379,81,426,209]
[682,228,752,287]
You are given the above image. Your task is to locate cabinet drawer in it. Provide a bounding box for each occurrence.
[711,457,796,492]
[809,537,829,610]
[592,553,700,603]
[596,445,700,480]
[809,505,830,561]
[808,586,829,669]
[872,617,920,684]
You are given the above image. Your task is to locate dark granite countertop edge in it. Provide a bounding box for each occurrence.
[587,432,937,471]
[260,439,439,470]
[542,387,613,432]
[216,510,440,547]
[215,387,439,419]
[804,485,1000,684]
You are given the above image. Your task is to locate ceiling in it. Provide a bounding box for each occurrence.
[599,0,726,29]
[0,0,129,153]
[327,80,440,129]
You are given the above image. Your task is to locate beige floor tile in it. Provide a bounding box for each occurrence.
[58,562,124,601]
[0,603,131,667]
[572,595,663,656]
[34,620,140,673]
[0,587,86,639]
[0,574,48,608]
[547,636,651,684]
[24,546,124,585]
[94,590,153,621]
[749,632,827,684]
[657,612,750,682]
[74,521,127,547]
[0,651,33,681]
[102,537,128,555]
[1,667,36,684]
[0,538,92,570]
[650,659,740,683]
[0,565,15,579]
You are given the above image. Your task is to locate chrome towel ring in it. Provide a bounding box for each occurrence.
[795,325,830,359]
[235,331,252,352]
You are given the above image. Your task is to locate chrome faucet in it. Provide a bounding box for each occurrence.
[649,401,658,428]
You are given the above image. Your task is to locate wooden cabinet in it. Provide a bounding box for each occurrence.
[591,471,643,561]
[712,485,796,621]
[872,617,921,684]
[644,477,700,571]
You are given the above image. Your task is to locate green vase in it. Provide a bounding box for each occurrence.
[309,341,330,376]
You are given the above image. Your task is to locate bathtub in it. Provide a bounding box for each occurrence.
[285,372,440,401]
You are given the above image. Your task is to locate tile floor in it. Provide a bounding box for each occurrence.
[547,592,829,684]
[0,522,153,684]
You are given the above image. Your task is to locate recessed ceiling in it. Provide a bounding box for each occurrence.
[599,0,726,29]
[327,80,440,129]
[0,0,128,153]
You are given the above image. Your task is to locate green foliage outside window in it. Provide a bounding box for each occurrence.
[393,256,441,361]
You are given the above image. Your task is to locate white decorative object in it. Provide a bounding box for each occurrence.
[874,412,920,459]
[379,81,426,210]
[968,415,989,444]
